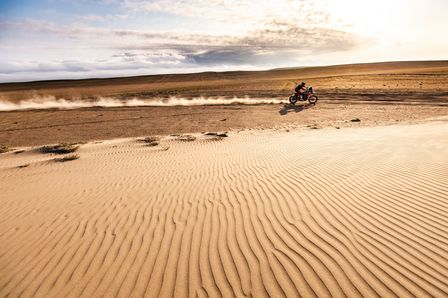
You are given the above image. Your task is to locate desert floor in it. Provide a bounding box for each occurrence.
[1,61,448,147]
[1,121,448,297]
[1,102,448,147]
[0,61,448,297]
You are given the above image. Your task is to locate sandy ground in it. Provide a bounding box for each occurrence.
[1,102,448,147]
[1,61,447,147]
[1,61,448,297]
[0,121,447,297]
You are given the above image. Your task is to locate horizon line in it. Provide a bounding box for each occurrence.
[1,59,447,85]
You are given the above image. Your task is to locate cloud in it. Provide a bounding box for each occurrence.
[186,48,260,65]
[3,17,357,50]
[0,18,360,82]
[122,0,337,26]
[120,0,353,37]
[81,14,129,22]
[0,0,362,82]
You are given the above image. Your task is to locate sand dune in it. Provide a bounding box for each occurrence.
[1,122,448,297]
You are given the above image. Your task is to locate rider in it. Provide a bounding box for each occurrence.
[295,81,307,99]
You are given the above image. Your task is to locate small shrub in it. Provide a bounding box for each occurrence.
[178,135,196,142]
[55,154,80,162]
[40,143,79,154]
[204,131,228,138]
[216,132,228,137]
[0,145,10,153]
[138,136,160,147]
[0,145,14,153]
[140,136,160,143]
[147,141,159,147]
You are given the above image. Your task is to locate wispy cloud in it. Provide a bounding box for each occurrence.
[2,17,358,51]
[122,0,339,27]
[0,0,363,82]
[81,14,129,22]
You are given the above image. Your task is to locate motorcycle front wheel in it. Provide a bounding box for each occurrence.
[308,95,318,104]
[289,95,298,104]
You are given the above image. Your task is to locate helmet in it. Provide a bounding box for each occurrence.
[301,81,306,85]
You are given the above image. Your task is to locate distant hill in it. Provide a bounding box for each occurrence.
[1,60,447,101]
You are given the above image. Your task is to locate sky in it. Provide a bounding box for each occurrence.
[0,0,447,82]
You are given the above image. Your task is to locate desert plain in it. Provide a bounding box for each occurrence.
[0,61,448,297]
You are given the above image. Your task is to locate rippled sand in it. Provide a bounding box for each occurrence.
[1,122,447,297]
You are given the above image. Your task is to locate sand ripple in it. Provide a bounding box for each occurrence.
[0,123,447,297]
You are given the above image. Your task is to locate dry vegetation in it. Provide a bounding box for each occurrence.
[40,143,79,154]
[0,145,10,154]
[54,154,80,162]
[177,135,196,142]
[204,131,229,137]
[138,136,160,147]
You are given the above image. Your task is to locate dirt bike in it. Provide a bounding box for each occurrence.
[289,87,318,105]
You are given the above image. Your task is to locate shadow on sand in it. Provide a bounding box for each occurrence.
[279,103,314,115]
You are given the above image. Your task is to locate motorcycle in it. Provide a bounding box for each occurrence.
[289,87,318,105]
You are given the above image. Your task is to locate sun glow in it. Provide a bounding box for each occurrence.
[322,0,405,38]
